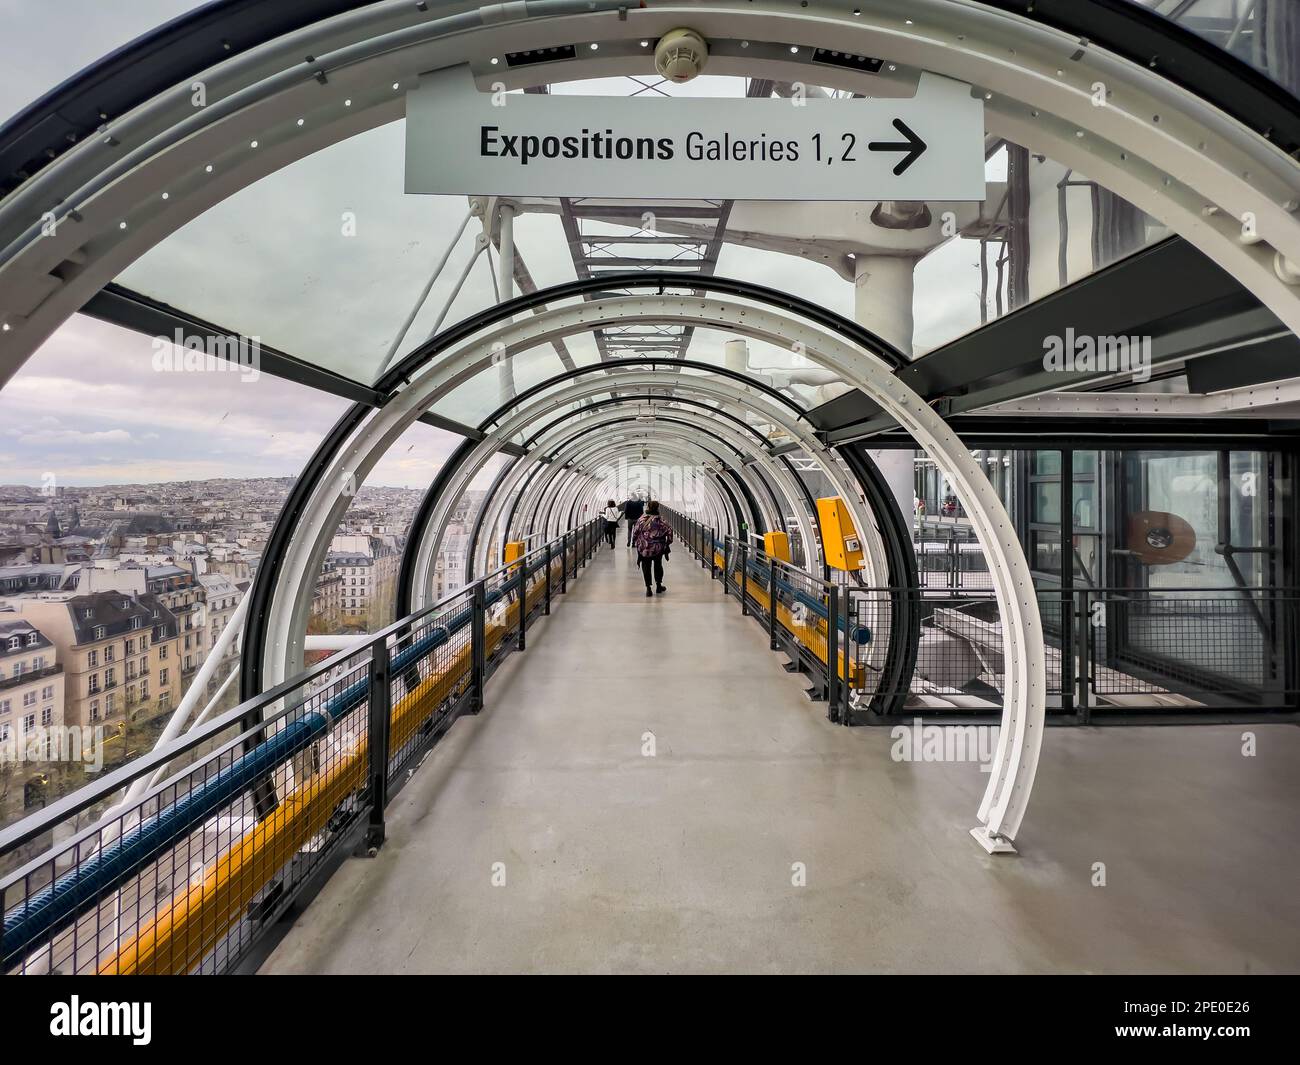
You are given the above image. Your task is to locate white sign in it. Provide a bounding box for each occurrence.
[406,67,986,201]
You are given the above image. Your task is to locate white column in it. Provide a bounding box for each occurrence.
[496,202,517,402]
[855,253,918,525]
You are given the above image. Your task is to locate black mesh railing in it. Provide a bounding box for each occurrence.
[664,506,1298,722]
[0,520,601,976]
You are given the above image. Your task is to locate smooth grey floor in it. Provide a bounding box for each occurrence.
[264,542,1300,974]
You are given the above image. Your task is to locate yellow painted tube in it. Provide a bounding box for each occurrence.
[102,561,563,974]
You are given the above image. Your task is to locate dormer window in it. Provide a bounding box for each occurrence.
[82,608,93,620]
[93,626,106,640]
[6,636,18,651]
[25,633,38,646]
[130,617,142,629]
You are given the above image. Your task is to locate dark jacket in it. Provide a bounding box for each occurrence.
[623,498,645,523]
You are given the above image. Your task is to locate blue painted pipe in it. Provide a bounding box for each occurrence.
[1,550,558,968]
[714,538,871,644]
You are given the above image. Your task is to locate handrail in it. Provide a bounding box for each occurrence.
[0,518,602,974]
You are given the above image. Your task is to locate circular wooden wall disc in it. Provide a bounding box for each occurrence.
[1126,510,1197,565]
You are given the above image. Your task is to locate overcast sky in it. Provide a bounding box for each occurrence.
[0,1,1001,490]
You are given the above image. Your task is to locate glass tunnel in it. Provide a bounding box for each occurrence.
[0,0,1296,981]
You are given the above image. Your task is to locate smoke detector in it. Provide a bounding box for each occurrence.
[655,28,709,84]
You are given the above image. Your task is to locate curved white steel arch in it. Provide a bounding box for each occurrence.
[239,286,1042,846]
[415,372,886,607]
[2,0,1297,383]
[509,414,812,565]
[473,400,824,575]
[483,426,759,569]
[471,410,764,573]
[541,439,746,545]
[445,401,790,586]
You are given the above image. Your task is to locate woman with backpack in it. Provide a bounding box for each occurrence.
[631,500,674,597]
[602,499,620,548]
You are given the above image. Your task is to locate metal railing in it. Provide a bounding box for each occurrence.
[0,519,602,975]
[850,584,1299,719]
[665,507,1298,723]
[664,509,856,725]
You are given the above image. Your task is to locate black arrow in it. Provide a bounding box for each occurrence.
[867,118,927,176]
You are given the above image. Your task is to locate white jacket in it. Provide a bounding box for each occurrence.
[603,506,620,523]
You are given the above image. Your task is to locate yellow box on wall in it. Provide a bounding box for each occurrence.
[762,531,791,562]
[816,497,864,572]
[503,540,526,569]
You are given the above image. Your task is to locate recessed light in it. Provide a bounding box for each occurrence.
[205,164,214,172]
[345,98,352,106]
[790,46,799,53]
[161,192,169,200]
[392,82,400,90]
[118,221,127,229]
[296,118,304,126]
[590,43,599,51]
[639,40,648,47]
[2,323,10,332]
[490,57,499,65]
[250,140,259,148]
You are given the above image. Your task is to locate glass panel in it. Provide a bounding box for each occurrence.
[308,420,462,641]
[110,76,1168,390]
[0,313,349,832]
[117,121,504,386]
[1032,483,1061,524]
[1033,450,1062,476]
[1126,0,1300,97]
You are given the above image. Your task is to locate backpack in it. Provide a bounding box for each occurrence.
[634,515,673,559]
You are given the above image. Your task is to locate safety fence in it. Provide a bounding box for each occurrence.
[666,510,855,724]
[0,520,603,975]
[666,508,1298,721]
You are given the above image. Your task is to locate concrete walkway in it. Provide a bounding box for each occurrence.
[263,542,1300,973]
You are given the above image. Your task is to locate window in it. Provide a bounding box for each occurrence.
[6,636,18,651]
[159,668,169,686]
[159,645,168,660]
[0,699,9,714]
[87,649,98,667]
[93,626,105,640]
[23,713,35,734]
[41,707,51,726]
[140,679,149,699]
[105,693,116,714]
[88,674,100,694]
[41,685,53,700]
[23,691,36,707]
[25,632,38,646]
[104,667,115,686]
[105,645,115,662]
[89,700,100,722]
[126,638,135,655]
[0,723,8,742]
[131,616,142,630]
[32,656,44,670]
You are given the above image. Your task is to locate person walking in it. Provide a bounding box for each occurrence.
[632,500,673,597]
[602,499,620,548]
[622,493,645,547]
